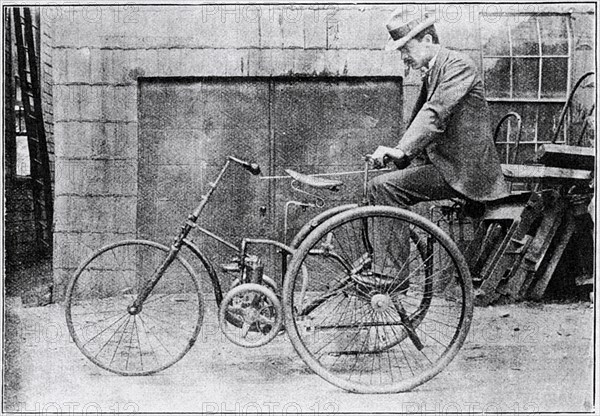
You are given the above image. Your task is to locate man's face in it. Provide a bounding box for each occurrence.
[399,38,429,70]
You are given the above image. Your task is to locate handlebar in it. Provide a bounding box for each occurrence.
[364,154,392,169]
[365,150,410,170]
[228,156,262,176]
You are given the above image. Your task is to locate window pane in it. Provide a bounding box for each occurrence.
[511,17,540,55]
[490,103,566,160]
[481,18,511,55]
[489,103,537,163]
[539,16,569,55]
[490,108,522,164]
[516,144,537,164]
[15,105,26,134]
[484,58,511,98]
[514,104,537,146]
[541,58,568,98]
[538,103,564,143]
[513,58,539,98]
[16,135,30,176]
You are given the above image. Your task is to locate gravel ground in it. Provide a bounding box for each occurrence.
[3,295,595,414]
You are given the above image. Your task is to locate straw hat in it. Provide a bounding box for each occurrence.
[385,8,436,50]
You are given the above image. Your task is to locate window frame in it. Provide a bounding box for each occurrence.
[480,12,573,161]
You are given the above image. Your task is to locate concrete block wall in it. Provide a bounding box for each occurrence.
[49,4,595,299]
[49,4,406,299]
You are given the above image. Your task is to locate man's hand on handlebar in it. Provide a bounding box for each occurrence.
[370,146,410,170]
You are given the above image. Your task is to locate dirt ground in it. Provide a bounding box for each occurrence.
[3,293,595,414]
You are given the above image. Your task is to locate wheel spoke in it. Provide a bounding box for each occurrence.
[66,241,204,375]
[219,283,283,348]
[285,207,472,393]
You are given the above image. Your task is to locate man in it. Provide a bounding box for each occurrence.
[370,8,507,206]
[367,8,508,280]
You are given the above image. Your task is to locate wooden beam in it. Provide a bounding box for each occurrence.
[502,164,593,183]
[527,213,577,300]
[483,204,526,221]
[500,196,567,301]
[475,192,547,306]
[536,144,595,170]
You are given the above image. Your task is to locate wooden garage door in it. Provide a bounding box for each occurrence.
[138,78,402,285]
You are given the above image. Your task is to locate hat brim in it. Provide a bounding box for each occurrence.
[384,16,436,51]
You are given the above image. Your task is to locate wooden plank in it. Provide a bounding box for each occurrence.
[527,213,577,300]
[475,192,547,306]
[517,212,564,300]
[498,196,566,301]
[501,164,593,183]
[483,204,526,221]
[466,222,503,279]
[536,144,595,170]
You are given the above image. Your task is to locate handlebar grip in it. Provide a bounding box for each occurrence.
[228,156,262,176]
[365,154,389,163]
[246,163,261,176]
[364,154,388,169]
[364,153,409,170]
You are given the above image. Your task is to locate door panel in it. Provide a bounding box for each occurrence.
[138,77,402,286]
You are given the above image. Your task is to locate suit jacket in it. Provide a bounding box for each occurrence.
[398,47,508,201]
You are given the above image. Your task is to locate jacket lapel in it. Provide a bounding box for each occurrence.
[409,81,428,125]
[426,47,449,100]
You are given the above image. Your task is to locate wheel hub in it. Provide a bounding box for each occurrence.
[244,307,260,322]
[128,305,141,315]
[370,293,391,312]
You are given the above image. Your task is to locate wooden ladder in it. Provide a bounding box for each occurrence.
[13,7,53,254]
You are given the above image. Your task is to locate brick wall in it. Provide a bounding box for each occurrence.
[5,180,38,268]
[49,4,595,299]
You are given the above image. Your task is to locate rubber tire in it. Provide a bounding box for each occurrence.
[65,239,204,376]
[219,283,283,348]
[283,205,473,393]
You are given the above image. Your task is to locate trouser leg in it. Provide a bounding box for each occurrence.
[368,164,460,207]
[366,165,460,278]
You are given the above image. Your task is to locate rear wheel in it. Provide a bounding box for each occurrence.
[283,206,473,393]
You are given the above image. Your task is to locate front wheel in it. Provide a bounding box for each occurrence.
[283,206,473,393]
[65,240,204,376]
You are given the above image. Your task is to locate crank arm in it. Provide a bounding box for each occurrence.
[393,299,424,351]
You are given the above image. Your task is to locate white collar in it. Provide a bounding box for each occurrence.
[421,49,439,75]
[428,53,437,70]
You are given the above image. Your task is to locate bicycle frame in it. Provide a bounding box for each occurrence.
[130,156,295,311]
[130,155,387,313]
[66,153,472,392]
